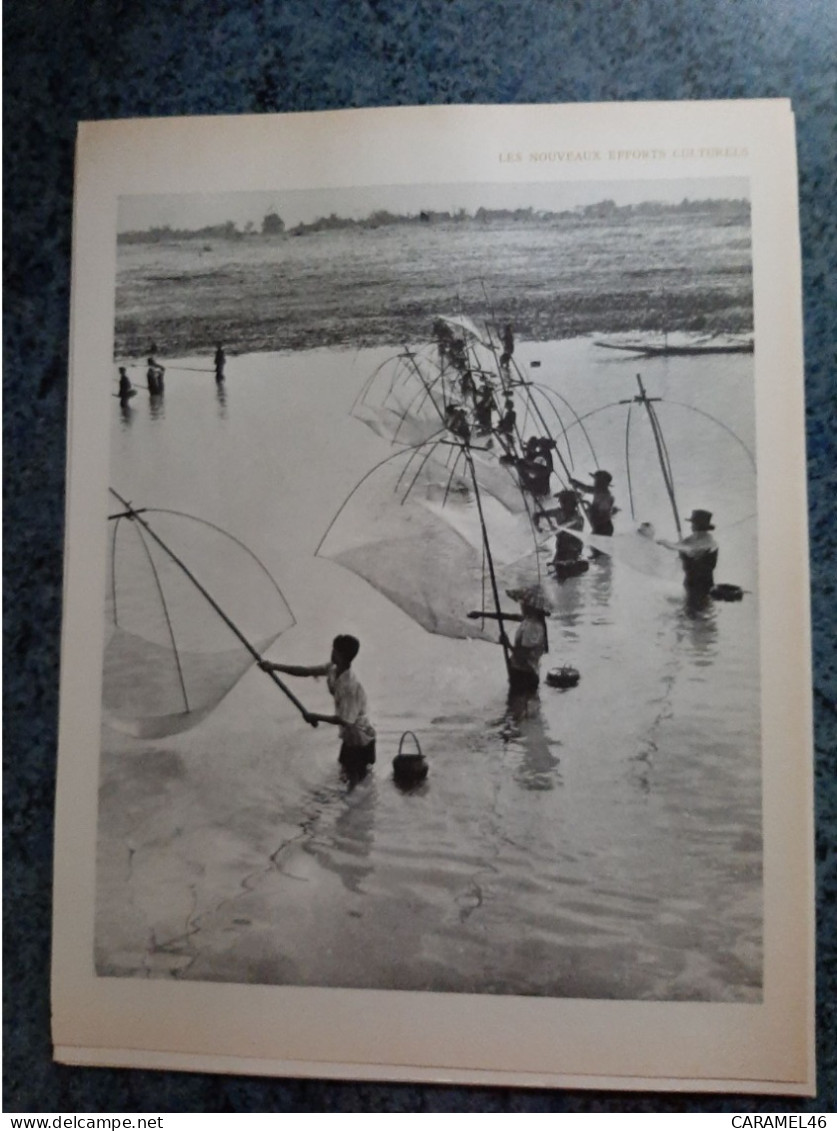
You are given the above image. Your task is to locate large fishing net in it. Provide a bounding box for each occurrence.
[315,440,543,642]
[103,492,295,737]
[350,316,595,520]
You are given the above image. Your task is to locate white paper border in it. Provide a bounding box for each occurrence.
[52,101,814,1095]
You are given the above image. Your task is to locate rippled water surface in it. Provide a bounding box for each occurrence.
[97,337,762,1001]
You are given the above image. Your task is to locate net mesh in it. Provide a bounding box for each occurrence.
[103,502,295,737]
[316,443,540,641]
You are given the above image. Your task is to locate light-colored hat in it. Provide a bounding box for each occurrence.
[506,584,552,614]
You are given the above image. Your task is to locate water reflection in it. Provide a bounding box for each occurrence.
[588,554,613,611]
[215,381,228,419]
[547,569,585,645]
[149,393,165,421]
[302,775,377,894]
[503,688,562,792]
[675,592,719,663]
[118,399,134,427]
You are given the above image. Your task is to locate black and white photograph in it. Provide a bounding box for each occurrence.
[52,104,813,1091]
[98,176,761,1002]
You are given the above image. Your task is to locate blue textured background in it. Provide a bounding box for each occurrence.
[4,0,835,1113]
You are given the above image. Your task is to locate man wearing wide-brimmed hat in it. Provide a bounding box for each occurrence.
[571,469,617,536]
[657,509,719,592]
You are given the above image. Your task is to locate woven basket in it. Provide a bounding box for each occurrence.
[392,730,428,782]
[546,666,581,689]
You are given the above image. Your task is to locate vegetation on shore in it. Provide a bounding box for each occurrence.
[115,202,752,358]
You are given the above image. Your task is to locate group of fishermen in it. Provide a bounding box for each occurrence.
[468,500,720,706]
[268,323,720,779]
[433,321,721,697]
[116,343,227,406]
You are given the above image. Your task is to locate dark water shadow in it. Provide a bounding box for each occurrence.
[502,686,563,792]
[300,773,378,894]
[215,380,228,419]
[675,590,719,664]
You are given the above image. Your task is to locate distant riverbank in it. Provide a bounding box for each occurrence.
[115,211,753,359]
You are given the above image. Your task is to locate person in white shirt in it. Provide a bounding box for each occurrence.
[657,509,718,593]
[260,634,376,780]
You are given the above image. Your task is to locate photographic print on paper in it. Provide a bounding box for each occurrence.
[97,174,761,1004]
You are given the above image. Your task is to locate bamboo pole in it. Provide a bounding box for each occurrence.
[108,489,315,724]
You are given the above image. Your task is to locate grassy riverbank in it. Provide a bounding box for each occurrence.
[115,209,752,358]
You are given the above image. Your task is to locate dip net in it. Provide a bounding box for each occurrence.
[103,491,295,737]
[315,440,542,643]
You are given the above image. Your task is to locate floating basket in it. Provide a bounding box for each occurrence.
[392,731,429,785]
[711,583,745,602]
[546,666,581,689]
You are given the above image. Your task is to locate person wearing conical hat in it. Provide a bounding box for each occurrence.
[571,469,618,536]
[468,585,551,693]
[657,509,718,593]
[505,586,551,693]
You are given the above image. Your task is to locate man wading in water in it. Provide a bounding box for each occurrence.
[260,634,376,783]
[657,509,719,595]
[469,585,551,695]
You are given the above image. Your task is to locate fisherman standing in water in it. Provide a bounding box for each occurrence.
[517,436,555,501]
[259,634,376,783]
[548,490,589,580]
[571,470,617,536]
[496,393,518,460]
[146,356,165,396]
[117,366,133,402]
[444,402,471,443]
[474,378,496,436]
[469,585,551,695]
[657,509,718,594]
[214,342,226,383]
[499,323,515,369]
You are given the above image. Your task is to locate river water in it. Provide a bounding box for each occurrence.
[96,336,762,1001]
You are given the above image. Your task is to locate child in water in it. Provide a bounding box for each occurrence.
[260,634,376,780]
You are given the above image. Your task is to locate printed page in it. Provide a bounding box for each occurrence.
[52,101,814,1093]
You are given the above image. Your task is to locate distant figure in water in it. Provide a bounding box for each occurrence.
[496,393,517,459]
[260,634,376,783]
[117,366,133,401]
[474,379,496,435]
[432,318,454,363]
[470,585,551,694]
[445,402,471,443]
[499,323,515,369]
[517,436,555,500]
[657,509,718,594]
[146,356,165,396]
[571,470,618,536]
[214,342,226,383]
[549,490,589,581]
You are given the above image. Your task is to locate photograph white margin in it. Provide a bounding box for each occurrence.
[51,100,815,1095]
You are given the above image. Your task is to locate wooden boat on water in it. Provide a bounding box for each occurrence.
[594,337,753,357]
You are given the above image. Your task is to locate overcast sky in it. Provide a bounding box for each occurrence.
[118,176,749,232]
